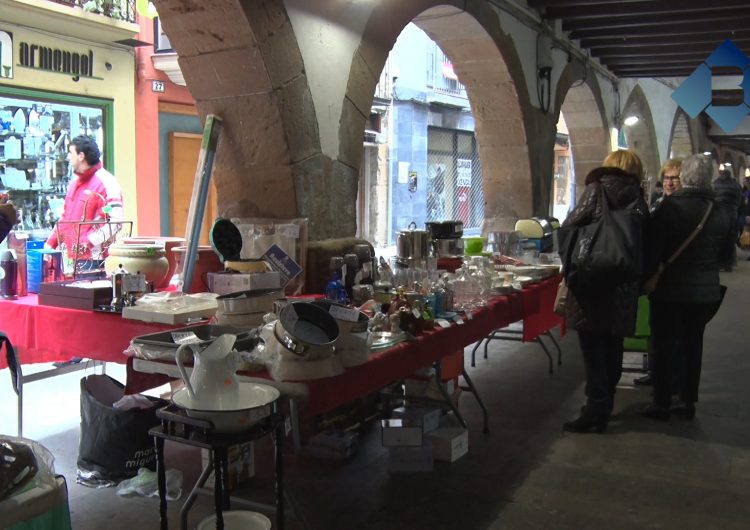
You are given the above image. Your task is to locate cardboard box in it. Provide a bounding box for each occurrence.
[427,427,468,463]
[391,406,441,433]
[207,271,281,295]
[388,445,433,473]
[381,419,423,447]
[307,430,359,460]
[201,442,255,489]
[38,280,112,310]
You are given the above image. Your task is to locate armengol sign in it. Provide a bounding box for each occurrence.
[18,40,96,82]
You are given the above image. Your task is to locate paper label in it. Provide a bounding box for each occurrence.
[329,305,361,322]
[453,315,464,325]
[262,244,302,288]
[171,331,201,344]
[122,274,146,293]
[412,308,421,319]
[466,312,473,320]
[435,318,451,328]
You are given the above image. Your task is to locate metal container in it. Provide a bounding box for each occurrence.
[396,222,431,259]
[431,237,464,258]
[216,288,285,315]
[425,220,463,239]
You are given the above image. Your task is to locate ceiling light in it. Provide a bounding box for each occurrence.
[745,168,750,177]
[703,151,712,156]
[623,115,639,126]
[724,161,732,167]
[719,163,725,171]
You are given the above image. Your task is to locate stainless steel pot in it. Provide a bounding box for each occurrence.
[425,220,463,239]
[216,288,285,315]
[396,222,431,259]
[431,237,464,258]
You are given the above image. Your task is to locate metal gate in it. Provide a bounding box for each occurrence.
[426,126,484,233]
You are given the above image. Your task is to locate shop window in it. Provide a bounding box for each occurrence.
[0,88,111,235]
[154,17,173,53]
[427,127,484,233]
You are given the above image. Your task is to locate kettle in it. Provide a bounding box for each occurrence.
[175,334,238,410]
[0,250,18,299]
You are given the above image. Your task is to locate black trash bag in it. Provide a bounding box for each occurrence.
[0,439,38,500]
[77,374,165,487]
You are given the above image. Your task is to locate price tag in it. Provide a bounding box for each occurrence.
[435,318,451,328]
[329,304,361,322]
[280,304,299,331]
[412,308,421,319]
[466,311,473,321]
[122,274,146,293]
[171,332,201,344]
[453,314,465,325]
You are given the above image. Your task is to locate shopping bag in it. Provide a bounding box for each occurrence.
[77,374,165,486]
[563,192,643,295]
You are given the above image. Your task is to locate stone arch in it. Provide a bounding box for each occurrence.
[154,0,317,224]
[345,1,536,233]
[668,110,693,159]
[620,84,660,179]
[554,63,610,203]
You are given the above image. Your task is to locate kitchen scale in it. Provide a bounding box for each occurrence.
[209,218,270,273]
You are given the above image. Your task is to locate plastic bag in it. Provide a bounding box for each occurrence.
[116,467,182,501]
[0,436,57,501]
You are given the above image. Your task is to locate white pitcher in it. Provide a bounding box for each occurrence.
[175,334,238,410]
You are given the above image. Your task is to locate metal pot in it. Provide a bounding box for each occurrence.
[425,220,463,239]
[396,222,431,259]
[431,237,464,258]
[274,302,339,359]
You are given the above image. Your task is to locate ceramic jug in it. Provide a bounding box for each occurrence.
[175,334,238,410]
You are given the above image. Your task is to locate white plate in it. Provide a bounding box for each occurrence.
[197,510,271,530]
[172,383,279,412]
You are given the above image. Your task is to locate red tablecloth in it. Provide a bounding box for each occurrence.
[0,295,172,369]
[125,276,564,416]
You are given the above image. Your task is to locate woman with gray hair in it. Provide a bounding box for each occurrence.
[642,154,734,420]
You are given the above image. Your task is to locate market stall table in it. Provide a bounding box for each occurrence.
[0,294,173,435]
[128,276,564,443]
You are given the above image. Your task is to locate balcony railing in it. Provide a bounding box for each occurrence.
[50,0,137,23]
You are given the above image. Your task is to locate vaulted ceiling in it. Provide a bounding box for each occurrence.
[530,0,750,78]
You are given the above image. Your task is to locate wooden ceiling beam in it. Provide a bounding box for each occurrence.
[598,56,709,67]
[591,43,750,58]
[561,11,750,31]
[569,21,749,40]
[580,33,750,48]
[543,0,749,20]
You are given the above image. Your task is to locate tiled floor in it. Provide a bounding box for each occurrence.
[2,254,750,529]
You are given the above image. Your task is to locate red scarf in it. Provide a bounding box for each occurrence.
[76,162,102,182]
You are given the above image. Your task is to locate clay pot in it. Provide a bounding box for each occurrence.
[105,243,170,287]
[171,246,223,293]
[123,236,186,288]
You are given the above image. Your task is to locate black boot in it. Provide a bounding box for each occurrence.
[640,403,671,421]
[563,407,608,434]
[671,402,696,420]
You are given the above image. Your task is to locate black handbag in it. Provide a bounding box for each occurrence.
[560,188,643,295]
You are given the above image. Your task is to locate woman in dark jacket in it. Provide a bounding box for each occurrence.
[642,154,734,420]
[562,149,649,433]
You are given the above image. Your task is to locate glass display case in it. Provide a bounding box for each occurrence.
[0,89,110,241]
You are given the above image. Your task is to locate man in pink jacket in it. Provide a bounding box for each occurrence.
[46,136,123,267]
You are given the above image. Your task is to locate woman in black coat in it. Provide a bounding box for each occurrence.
[642,154,734,420]
[562,150,649,433]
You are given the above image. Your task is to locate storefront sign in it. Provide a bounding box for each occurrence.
[457,158,472,187]
[0,30,13,79]
[17,41,97,82]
